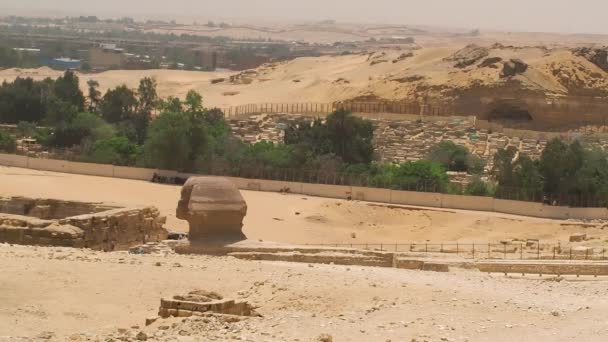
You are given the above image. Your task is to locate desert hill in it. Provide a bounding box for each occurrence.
[1,44,607,129]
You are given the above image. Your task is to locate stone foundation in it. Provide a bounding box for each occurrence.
[0,197,168,251]
[0,197,117,219]
[158,290,260,319]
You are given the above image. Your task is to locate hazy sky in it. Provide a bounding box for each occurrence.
[1,0,607,34]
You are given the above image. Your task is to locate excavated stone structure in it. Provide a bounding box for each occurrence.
[177,177,248,244]
[0,197,168,250]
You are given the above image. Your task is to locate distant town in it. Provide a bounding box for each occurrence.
[0,15,420,72]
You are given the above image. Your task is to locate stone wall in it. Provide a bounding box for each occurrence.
[0,214,85,248]
[0,197,167,251]
[0,197,117,220]
[61,206,167,251]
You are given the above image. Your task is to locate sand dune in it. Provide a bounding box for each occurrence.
[2,44,606,111]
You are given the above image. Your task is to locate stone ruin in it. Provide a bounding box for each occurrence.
[176,177,248,244]
[155,290,260,322]
[0,197,167,251]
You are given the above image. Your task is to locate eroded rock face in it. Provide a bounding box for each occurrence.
[444,44,489,68]
[573,47,608,72]
[177,177,247,244]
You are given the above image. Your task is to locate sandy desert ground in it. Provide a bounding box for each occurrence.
[2,167,608,341]
[0,165,603,245]
[1,241,608,341]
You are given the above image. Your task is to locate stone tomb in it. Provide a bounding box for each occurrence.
[0,197,167,251]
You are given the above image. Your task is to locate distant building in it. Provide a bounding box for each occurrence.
[43,57,81,70]
[13,48,41,54]
[89,44,127,71]
[190,48,227,70]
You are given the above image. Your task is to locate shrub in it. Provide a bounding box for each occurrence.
[0,130,16,153]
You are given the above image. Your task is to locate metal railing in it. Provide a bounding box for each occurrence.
[305,242,608,261]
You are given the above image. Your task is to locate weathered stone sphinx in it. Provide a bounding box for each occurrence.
[177,177,247,244]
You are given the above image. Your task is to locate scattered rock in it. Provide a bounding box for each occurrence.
[501,59,528,78]
[135,331,147,341]
[393,75,425,83]
[445,44,489,68]
[145,317,159,326]
[479,57,503,68]
[569,233,587,242]
[392,52,414,63]
[317,333,333,342]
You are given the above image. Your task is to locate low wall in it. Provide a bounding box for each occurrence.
[301,183,352,199]
[70,161,114,177]
[476,262,608,276]
[391,190,443,208]
[493,199,544,217]
[441,194,495,212]
[1,153,607,221]
[351,186,391,203]
[0,153,27,168]
[28,157,69,173]
[114,166,155,181]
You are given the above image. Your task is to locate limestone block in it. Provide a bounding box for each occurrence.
[569,233,587,242]
[421,262,450,272]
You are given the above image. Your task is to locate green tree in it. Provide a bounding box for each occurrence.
[428,140,485,174]
[284,110,374,165]
[99,85,138,124]
[16,121,37,138]
[143,111,194,171]
[133,77,159,144]
[137,77,159,116]
[185,90,203,114]
[48,112,115,147]
[87,137,139,165]
[325,109,374,164]
[491,146,517,187]
[53,70,85,112]
[86,79,101,113]
[0,77,47,123]
[512,154,543,200]
[465,177,494,197]
[0,130,16,152]
[161,96,183,113]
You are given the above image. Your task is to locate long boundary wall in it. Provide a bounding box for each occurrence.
[1,154,607,220]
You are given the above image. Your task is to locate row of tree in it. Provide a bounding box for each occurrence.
[1,70,607,205]
[491,139,608,204]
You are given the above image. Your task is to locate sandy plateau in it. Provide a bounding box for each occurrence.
[1,166,608,341]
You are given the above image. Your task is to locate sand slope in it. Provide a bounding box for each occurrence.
[2,45,606,110]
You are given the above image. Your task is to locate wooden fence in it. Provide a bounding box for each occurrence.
[220,100,453,118]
